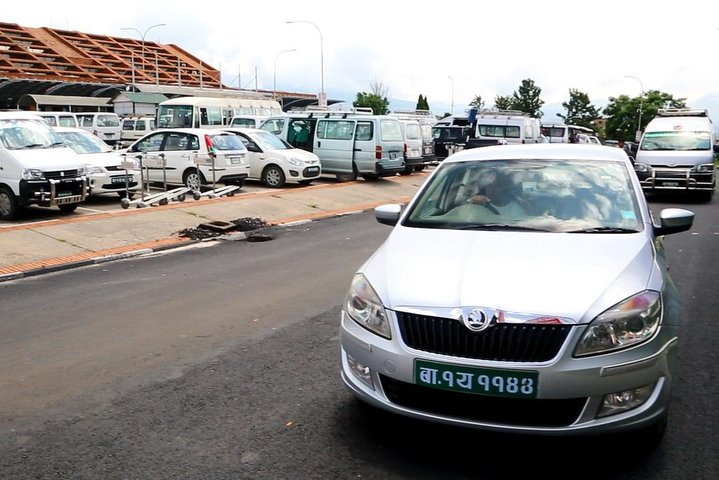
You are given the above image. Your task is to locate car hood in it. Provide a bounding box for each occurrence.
[361,226,656,323]
[8,147,84,171]
[75,151,125,167]
[274,148,319,163]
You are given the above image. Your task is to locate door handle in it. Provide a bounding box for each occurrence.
[353,148,362,152]
[317,141,321,148]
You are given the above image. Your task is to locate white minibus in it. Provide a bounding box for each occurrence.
[157,96,283,130]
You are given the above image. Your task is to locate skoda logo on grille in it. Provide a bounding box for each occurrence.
[463,308,495,332]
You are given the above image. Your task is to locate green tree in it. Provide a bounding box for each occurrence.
[510,78,544,117]
[603,90,687,141]
[353,92,389,115]
[557,89,601,129]
[416,94,429,111]
[494,95,513,110]
[469,95,485,110]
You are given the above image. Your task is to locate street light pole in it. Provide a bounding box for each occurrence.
[121,23,167,81]
[448,75,454,115]
[624,75,644,142]
[287,20,324,107]
[273,49,296,101]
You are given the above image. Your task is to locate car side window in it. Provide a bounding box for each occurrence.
[163,133,189,151]
[134,133,164,152]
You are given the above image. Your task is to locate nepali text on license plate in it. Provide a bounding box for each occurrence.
[306,167,320,175]
[415,359,538,399]
[661,181,680,187]
[111,176,130,184]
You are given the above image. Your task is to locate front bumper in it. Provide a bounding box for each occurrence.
[340,309,677,436]
[19,176,88,207]
[636,167,715,191]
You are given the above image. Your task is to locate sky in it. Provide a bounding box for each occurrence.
[4,0,719,126]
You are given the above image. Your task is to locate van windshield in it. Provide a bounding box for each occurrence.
[640,131,711,151]
[0,119,64,150]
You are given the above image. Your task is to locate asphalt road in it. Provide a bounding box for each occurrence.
[0,193,717,479]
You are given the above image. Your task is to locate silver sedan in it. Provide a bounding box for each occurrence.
[340,143,694,442]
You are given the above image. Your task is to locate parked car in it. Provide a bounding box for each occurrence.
[339,143,694,442]
[222,128,321,188]
[122,128,249,190]
[54,126,141,198]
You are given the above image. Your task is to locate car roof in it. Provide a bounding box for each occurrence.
[53,126,89,133]
[445,143,631,164]
[222,127,265,134]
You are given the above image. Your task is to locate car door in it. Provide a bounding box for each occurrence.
[129,131,166,183]
[159,131,195,185]
[235,132,264,180]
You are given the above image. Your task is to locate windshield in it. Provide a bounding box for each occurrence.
[639,131,712,151]
[404,158,642,233]
[250,131,292,151]
[157,105,193,128]
[0,119,65,150]
[58,130,112,154]
[208,133,246,151]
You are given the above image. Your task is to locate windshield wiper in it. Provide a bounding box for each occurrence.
[567,227,639,233]
[20,143,45,149]
[456,223,551,232]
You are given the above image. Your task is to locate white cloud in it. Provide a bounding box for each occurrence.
[4,0,719,123]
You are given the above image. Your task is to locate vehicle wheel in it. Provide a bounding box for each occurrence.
[0,186,21,220]
[58,203,78,214]
[414,164,426,172]
[120,198,131,209]
[400,165,413,176]
[262,165,286,188]
[362,173,379,181]
[183,170,206,191]
[336,163,359,182]
[177,194,186,202]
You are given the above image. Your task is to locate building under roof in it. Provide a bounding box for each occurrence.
[0,21,335,112]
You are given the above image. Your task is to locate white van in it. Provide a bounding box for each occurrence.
[75,112,122,146]
[121,116,156,146]
[37,111,79,128]
[634,108,718,201]
[397,119,424,174]
[0,111,87,220]
[259,110,405,180]
[469,110,541,144]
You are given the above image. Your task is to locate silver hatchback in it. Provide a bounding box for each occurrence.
[339,144,694,441]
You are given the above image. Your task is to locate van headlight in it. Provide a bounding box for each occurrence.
[345,273,391,339]
[574,291,661,357]
[693,164,715,173]
[22,169,44,180]
[633,163,650,173]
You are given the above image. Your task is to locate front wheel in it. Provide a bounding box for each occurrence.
[0,186,21,220]
[58,203,78,214]
[262,165,286,188]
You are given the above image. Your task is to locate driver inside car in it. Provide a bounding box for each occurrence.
[465,170,528,217]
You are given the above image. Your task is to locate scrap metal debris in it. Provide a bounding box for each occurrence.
[176,217,275,241]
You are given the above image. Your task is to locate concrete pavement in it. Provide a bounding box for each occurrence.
[0,173,428,282]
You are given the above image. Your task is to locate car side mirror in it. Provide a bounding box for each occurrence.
[375,204,402,226]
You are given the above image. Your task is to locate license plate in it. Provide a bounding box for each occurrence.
[56,195,80,204]
[228,156,242,164]
[111,176,130,184]
[306,166,320,175]
[389,152,398,159]
[57,191,72,197]
[661,181,680,187]
[415,359,538,399]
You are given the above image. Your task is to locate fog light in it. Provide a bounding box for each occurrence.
[347,353,373,389]
[597,383,654,418]
[289,170,299,177]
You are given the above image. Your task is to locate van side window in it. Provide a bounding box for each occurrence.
[77,115,93,127]
[42,116,58,127]
[59,116,76,127]
[356,122,373,141]
[318,120,354,140]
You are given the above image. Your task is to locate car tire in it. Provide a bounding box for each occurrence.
[183,170,206,191]
[0,186,21,220]
[58,203,78,214]
[262,165,286,188]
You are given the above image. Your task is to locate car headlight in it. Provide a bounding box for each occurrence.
[633,163,651,173]
[85,164,104,175]
[574,291,661,357]
[345,273,391,339]
[22,168,44,180]
[287,156,304,167]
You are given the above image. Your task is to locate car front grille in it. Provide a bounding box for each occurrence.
[45,169,81,180]
[379,374,586,427]
[396,312,571,362]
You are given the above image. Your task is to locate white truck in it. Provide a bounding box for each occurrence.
[0,111,87,220]
[634,108,718,201]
